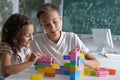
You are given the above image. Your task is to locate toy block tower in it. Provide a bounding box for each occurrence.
[35,55,59,77]
[63,50,85,80]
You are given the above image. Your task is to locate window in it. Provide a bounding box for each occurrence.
[0,0,13,33]
[0,0,62,36]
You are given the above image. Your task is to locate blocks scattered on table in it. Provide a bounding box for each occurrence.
[84,67,116,77]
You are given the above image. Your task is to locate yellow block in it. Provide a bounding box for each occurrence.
[45,67,55,73]
[84,68,91,75]
[30,74,43,80]
[37,68,45,73]
[52,64,60,69]
[80,53,85,59]
[80,72,84,78]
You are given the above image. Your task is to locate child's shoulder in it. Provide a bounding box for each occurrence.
[0,42,12,53]
[62,31,78,37]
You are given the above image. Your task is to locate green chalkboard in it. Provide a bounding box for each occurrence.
[63,0,120,35]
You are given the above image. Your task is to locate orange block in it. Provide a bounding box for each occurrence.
[108,69,116,75]
[70,68,78,72]
[44,72,55,77]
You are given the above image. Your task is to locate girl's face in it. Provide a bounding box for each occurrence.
[39,10,62,43]
[18,24,34,48]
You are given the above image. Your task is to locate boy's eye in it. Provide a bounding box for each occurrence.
[44,24,50,27]
[53,21,57,24]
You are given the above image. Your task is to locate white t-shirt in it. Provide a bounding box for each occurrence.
[0,43,31,78]
[30,32,89,65]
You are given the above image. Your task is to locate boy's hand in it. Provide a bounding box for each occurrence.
[69,48,81,54]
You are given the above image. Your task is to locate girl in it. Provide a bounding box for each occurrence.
[0,13,41,79]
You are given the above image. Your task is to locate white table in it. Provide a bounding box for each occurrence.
[5,53,120,80]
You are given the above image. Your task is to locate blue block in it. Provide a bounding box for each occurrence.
[64,71,70,75]
[35,66,38,70]
[70,61,78,65]
[70,71,80,80]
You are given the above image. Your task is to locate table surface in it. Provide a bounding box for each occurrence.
[5,53,120,80]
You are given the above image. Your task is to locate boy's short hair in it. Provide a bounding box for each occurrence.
[36,3,60,19]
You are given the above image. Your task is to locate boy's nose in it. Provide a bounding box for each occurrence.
[50,23,55,29]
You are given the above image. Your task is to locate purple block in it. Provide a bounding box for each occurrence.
[60,66,69,71]
[56,69,64,74]
[38,61,53,66]
[63,55,70,60]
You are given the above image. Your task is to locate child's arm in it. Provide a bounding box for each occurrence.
[1,51,41,77]
[84,51,100,68]
[69,48,100,68]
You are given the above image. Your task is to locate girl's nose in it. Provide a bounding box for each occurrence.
[30,34,33,41]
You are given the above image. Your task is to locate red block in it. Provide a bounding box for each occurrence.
[108,69,116,75]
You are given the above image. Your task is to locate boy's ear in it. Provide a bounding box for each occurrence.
[39,21,43,27]
[60,15,62,20]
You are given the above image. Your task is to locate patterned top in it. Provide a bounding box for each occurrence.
[0,42,31,78]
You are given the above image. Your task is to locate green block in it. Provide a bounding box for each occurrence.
[90,70,96,76]
[64,62,70,69]
[70,64,78,68]
[37,65,46,69]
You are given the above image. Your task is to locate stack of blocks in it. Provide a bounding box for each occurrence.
[63,51,85,80]
[35,51,85,80]
[84,67,116,77]
[35,55,59,77]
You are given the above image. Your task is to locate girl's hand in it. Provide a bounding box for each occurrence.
[29,52,42,64]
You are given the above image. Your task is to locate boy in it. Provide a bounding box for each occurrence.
[30,3,100,68]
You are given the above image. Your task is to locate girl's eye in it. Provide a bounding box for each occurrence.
[24,34,30,37]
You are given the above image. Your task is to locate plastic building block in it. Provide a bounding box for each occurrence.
[96,70,109,77]
[90,70,96,76]
[44,72,55,77]
[30,74,43,80]
[63,55,70,60]
[38,55,54,63]
[51,64,60,69]
[108,69,116,75]
[56,69,64,74]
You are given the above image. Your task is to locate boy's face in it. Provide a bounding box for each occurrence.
[39,10,62,41]
[18,24,34,48]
